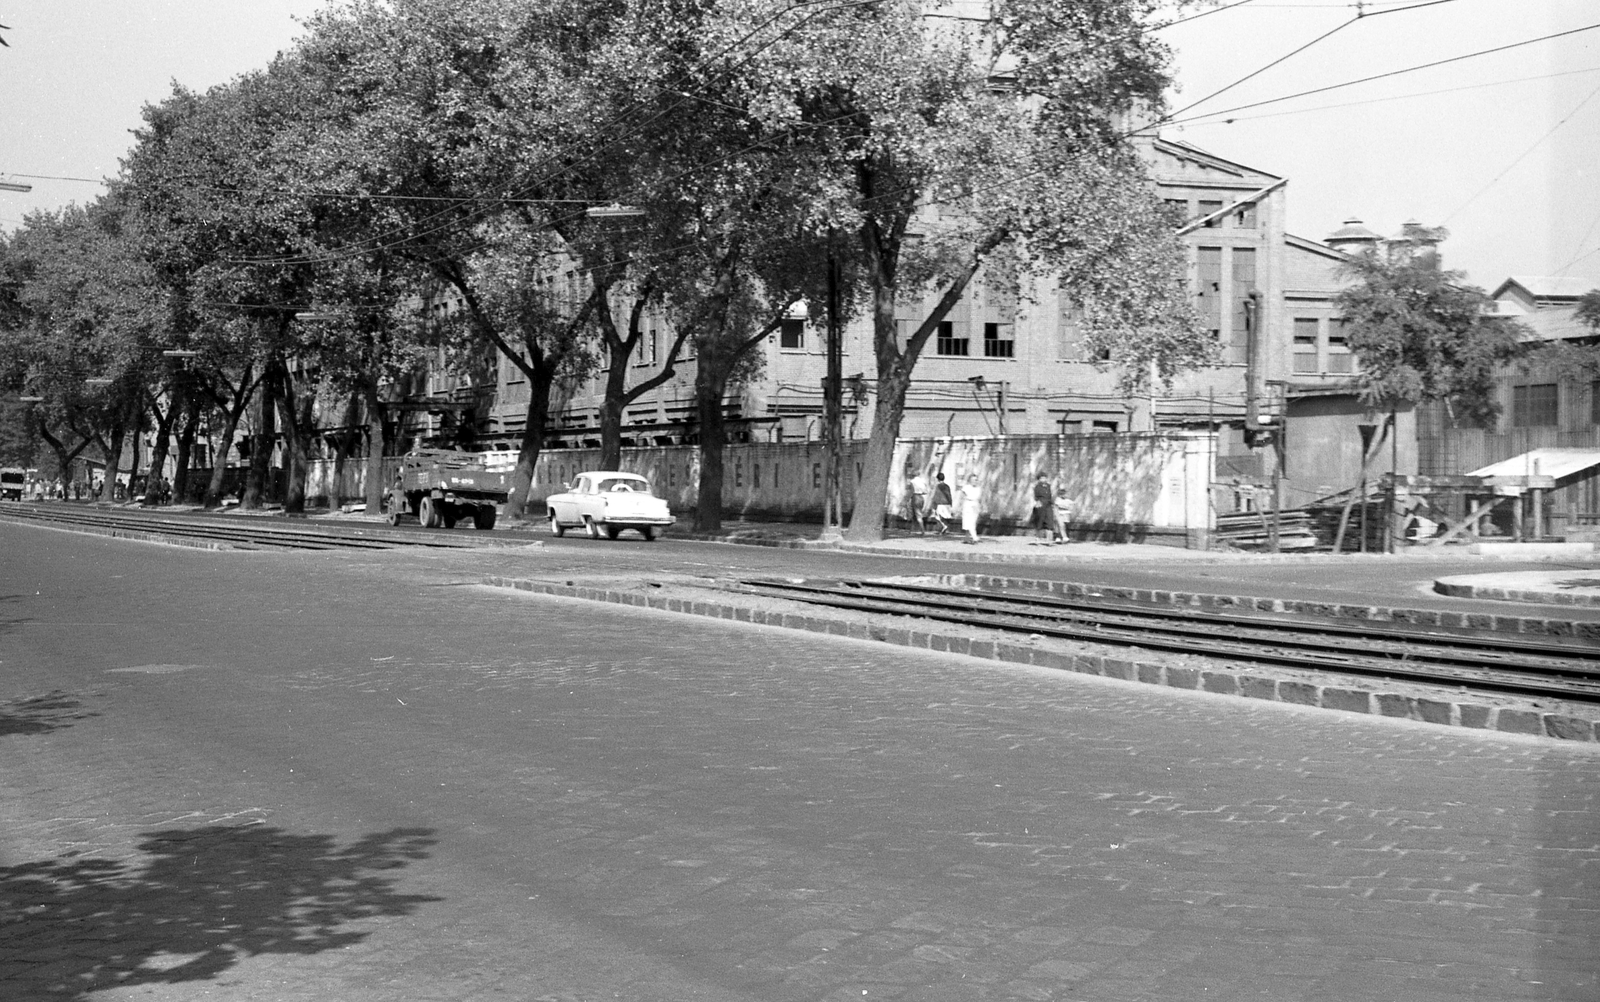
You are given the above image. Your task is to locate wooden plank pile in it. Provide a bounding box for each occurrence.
[1214,508,1318,550]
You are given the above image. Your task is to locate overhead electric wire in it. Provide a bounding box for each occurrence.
[1179,64,1600,125]
[1163,14,1361,121]
[1168,20,1600,126]
[1149,0,1260,32]
[859,0,1469,216]
[1440,80,1600,226]
[1167,0,1461,120]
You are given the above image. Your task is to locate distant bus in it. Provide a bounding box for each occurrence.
[0,467,24,501]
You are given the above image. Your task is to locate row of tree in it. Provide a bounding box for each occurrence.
[5,1,1222,536]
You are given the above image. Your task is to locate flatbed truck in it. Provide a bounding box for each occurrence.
[384,450,508,530]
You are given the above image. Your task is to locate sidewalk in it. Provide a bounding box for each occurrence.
[319,508,1600,608]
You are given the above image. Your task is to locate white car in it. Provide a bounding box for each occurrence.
[545,471,673,541]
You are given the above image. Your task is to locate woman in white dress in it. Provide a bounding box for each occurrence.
[959,475,982,543]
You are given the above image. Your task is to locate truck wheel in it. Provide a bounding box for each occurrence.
[583,516,600,539]
[605,524,621,540]
[548,512,565,537]
[419,496,438,529]
[641,526,656,541]
[474,507,497,531]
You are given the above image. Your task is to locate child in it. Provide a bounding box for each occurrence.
[1052,485,1074,544]
[929,473,953,535]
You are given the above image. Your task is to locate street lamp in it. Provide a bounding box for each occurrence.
[585,203,645,219]
[0,181,31,193]
[18,395,44,402]
[85,377,113,387]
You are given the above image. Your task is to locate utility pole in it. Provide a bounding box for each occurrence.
[821,249,844,539]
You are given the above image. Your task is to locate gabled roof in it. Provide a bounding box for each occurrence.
[1146,137,1281,185]
[1491,276,1595,303]
[1285,232,1350,263]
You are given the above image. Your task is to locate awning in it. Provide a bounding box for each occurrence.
[1469,448,1600,482]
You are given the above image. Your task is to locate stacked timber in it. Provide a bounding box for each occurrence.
[1305,499,1388,552]
[1214,509,1317,550]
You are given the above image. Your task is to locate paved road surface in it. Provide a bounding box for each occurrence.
[2,522,1596,1000]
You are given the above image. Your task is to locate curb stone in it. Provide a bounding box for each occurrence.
[1433,579,1600,608]
[948,573,1600,641]
[482,574,1599,744]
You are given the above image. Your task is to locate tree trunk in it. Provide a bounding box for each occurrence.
[364,381,387,514]
[172,392,202,504]
[242,366,276,509]
[844,277,916,542]
[205,405,243,508]
[143,388,178,506]
[206,362,258,508]
[36,419,93,498]
[843,223,993,542]
[506,371,554,519]
[693,366,729,534]
[599,355,628,471]
[278,366,313,514]
[98,413,126,503]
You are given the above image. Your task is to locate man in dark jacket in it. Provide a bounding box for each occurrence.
[1030,473,1053,541]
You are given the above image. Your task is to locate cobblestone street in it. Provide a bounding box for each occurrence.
[2,524,1597,1000]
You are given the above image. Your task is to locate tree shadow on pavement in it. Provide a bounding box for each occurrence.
[0,824,440,999]
[0,593,30,637]
[0,691,97,736]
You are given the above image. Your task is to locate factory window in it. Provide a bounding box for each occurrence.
[1229,248,1256,366]
[779,318,805,350]
[1195,246,1223,348]
[982,322,1014,358]
[1293,318,1319,373]
[1512,383,1558,427]
[936,320,969,357]
[1326,325,1353,373]
[1198,200,1222,227]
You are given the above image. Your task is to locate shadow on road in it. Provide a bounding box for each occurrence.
[0,824,440,999]
[0,593,30,638]
[0,691,97,736]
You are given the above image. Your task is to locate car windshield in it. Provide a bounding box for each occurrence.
[598,477,652,495]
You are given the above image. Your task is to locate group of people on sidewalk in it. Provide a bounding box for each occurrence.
[905,470,1074,545]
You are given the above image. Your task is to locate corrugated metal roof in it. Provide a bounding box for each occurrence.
[1516,306,1592,342]
[1470,448,1600,481]
[1500,276,1595,300]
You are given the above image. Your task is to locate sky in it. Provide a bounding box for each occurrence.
[2,0,1599,292]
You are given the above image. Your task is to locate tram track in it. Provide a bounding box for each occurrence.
[0,503,491,551]
[737,577,1600,703]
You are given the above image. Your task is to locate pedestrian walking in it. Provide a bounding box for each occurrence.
[908,470,929,534]
[1029,472,1053,542]
[929,473,953,534]
[959,475,982,544]
[1052,484,1075,544]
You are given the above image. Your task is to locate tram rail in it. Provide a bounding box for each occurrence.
[737,577,1600,703]
[0,503,489,551]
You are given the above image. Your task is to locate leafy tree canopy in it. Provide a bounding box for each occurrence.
[1335,226,1526,427]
